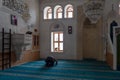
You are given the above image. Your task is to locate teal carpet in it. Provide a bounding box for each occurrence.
[0,60,120,80]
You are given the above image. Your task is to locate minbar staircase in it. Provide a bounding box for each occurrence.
[0,28,11,70]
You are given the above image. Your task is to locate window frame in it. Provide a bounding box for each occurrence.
[56,7,63,19]
[47,8,52,19]
[51,31,63,53]
[43,6,52,20]
[54,5,63,19]
[64,4,74,18]
[66,6,73,18]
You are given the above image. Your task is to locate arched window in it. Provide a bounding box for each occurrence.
[64,4,73,18]
[119,4,120,14]
[54,5,63,19]
[44,6,52,19]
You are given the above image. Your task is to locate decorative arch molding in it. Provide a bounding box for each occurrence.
[77,5,104,60]
[50,21,65,32]
[0,0,30,22]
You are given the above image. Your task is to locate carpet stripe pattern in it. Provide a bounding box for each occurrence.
[0,60,120,80]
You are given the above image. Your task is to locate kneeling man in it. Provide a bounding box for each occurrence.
[45,56,57,67]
